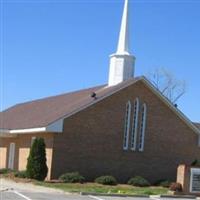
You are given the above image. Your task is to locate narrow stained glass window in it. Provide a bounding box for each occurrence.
[130,98,139,151]
[138,104,147,152]
[123,101,131,150]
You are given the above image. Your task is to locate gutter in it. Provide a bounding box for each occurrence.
[0,119,63,136]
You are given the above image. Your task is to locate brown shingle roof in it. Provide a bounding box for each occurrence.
[0,85,104,130]
[0,78,140,130]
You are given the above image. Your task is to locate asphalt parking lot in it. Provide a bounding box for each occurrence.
[0,190,198,200]
[0,179,198,200]
[1,190,88,200]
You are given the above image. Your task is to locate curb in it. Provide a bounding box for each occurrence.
[80,192,148,197]
[81,192,199,199]
[160,195,197,199]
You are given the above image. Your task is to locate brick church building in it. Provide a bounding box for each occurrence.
[0,0,200,183]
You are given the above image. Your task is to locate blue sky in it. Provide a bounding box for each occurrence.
[1,0,200,122]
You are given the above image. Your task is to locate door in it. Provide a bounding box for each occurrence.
[8,143,15,169]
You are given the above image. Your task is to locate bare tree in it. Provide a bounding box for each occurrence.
[147,68,186,104]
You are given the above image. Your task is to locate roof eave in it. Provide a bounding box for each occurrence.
[0,119,64,135]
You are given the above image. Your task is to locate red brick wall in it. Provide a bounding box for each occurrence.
[51,81,200,183]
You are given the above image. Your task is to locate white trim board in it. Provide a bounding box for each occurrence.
[0,119,64,136]
[10,127,46,134]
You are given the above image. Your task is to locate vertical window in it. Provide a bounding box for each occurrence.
[138,103,147,152]
[8,143,15,170]
[130,98,139,151]
[123,101,131,150]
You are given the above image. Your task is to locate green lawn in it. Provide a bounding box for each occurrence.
[35,182,169,195]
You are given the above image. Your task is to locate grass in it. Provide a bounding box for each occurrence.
[35,182,169,195]
[1,170,169,195]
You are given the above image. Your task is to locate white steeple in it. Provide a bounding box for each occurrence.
[108,0,135,86]
[117,0,129,55]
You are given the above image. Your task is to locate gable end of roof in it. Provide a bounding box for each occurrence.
[48,76,200,136]
[140,77,200,136]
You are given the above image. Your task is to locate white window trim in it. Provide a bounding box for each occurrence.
[123,101,131,150]
[8,143,15,170]
[130,98,139,151]
[139,103,147,152]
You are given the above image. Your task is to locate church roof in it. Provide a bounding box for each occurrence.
[0,85,105,130]
[0,76,199,136]
[0,77,140,131]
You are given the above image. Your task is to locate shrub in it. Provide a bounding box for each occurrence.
[14,171,27,178]
[154,179,171,188]
[0,168,11,174]
[128,176,150,187]
[26,138,48,181]
[95,175,117,185]
[169,182,182,192]
[59,172,85,183]
[191,159,200,166]
[159,180,171,188]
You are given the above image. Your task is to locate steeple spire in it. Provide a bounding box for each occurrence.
[117,0,129,55]
[108,0,135,86]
